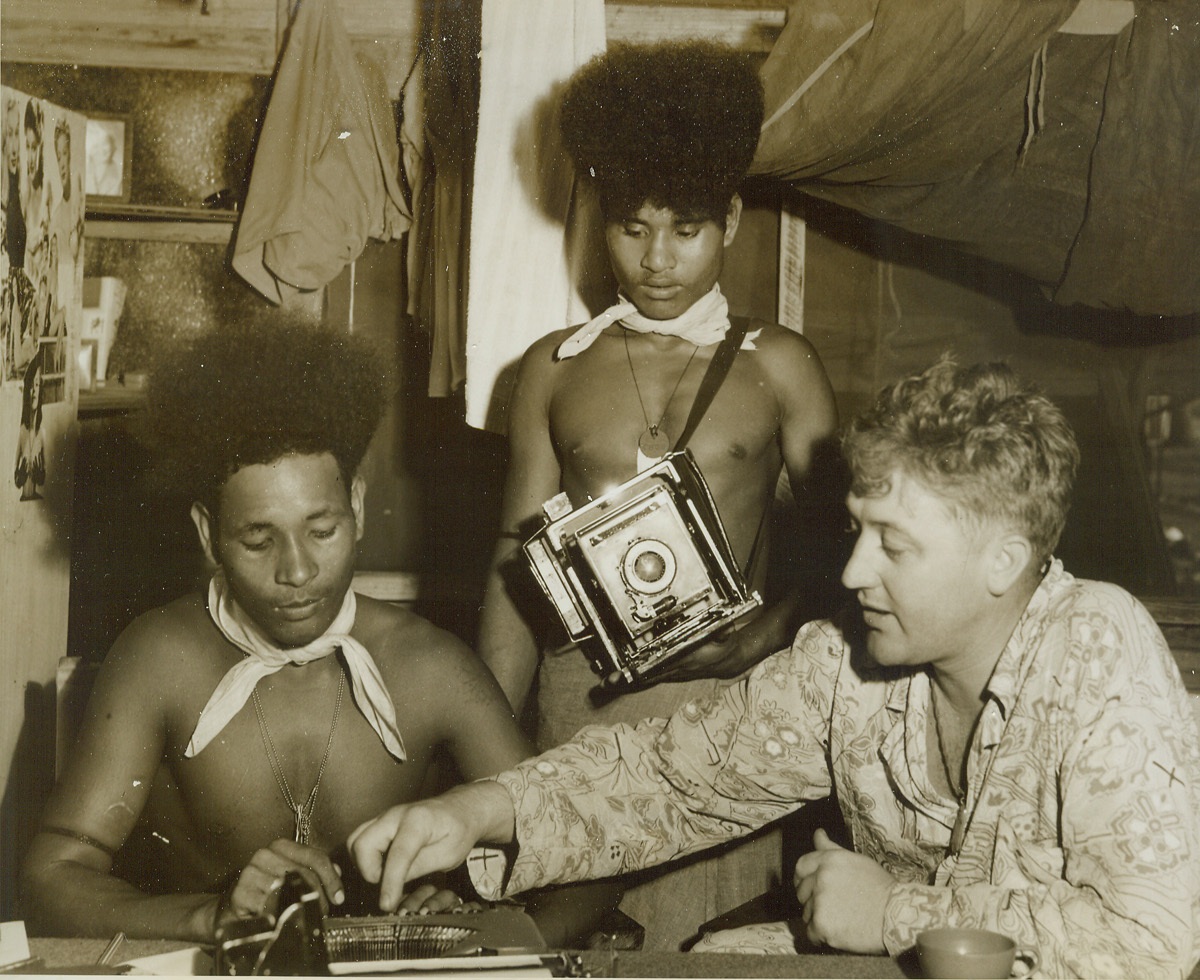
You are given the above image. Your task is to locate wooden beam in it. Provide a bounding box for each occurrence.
[2,0,786,86]
[606,3,785,51]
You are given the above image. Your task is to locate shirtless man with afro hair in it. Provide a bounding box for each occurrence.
[23,319,617,946]
[477,40,845,950]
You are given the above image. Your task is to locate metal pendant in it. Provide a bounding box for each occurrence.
[637,428,670,473]
[293,806,312,847]
[638,427,670,459]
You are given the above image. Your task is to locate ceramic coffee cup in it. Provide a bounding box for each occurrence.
[916,927,1038,979]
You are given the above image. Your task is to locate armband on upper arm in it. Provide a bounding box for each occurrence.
[41,824,118,859]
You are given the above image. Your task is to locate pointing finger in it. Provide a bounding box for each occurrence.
[348,807,406,886]
[379,825,424,912]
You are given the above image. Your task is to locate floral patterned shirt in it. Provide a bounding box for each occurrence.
[474,562,1200,977]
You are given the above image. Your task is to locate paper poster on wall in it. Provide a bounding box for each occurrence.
[777,192,805,334]
[1,87,85,503]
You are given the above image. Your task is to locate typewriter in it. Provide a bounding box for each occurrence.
[214,874,582,976]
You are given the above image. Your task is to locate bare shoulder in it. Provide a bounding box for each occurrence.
[523,325,576,364]
[507,327,591,450]
[516,326,579,387]
[741,321,838,438]
[78,593,226,742]
[354,597,527,764]
[100,593,218,690]
[746,321,829,379]
[508,327,575,417]
[354,595,491,687]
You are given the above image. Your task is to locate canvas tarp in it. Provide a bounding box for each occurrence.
[751,0,1199,316]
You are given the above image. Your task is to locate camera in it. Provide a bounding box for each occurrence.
[523,451,761,684]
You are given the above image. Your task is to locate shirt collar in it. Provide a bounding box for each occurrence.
[980,557,1071,721]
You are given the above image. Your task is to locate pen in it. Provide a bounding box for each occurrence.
[97,931,126,966]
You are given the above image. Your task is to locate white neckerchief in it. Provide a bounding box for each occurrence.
[185,572,406,761]
[556,285,730,359]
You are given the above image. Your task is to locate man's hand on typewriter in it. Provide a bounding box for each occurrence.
[348,782,517,913]
[398,879,482,914]
[215,838,345,933]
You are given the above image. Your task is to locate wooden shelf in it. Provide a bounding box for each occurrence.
[77,376,147,417]
[4,1,786,97]
[86,205,238,245]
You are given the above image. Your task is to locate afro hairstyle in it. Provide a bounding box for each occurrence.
[134,319,390,515]
[559,40,763,222]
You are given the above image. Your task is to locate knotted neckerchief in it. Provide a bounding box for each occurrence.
[185,571,406,761]
[556,284,731,359]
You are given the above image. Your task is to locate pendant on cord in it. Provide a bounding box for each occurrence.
[294,805,313,847]
[639,426,670,459]
[637,427,671,472]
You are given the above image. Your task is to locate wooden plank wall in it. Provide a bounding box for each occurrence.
[1143,598,1200,692]
[1,0,787,96]
[0,0,282,76]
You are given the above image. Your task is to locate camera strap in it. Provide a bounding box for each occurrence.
[673,314,770,581]
[673,314,753,453]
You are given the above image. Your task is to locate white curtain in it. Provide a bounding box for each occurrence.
[463,0,608,432]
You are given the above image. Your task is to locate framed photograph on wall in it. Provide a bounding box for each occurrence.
[84,113,131,203]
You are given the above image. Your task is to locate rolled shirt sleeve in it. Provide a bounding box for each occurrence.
[470,625,845,897]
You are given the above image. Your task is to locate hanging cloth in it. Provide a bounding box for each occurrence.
[462,0,608,431]
[403,0,482,398]
[232,0,410,304]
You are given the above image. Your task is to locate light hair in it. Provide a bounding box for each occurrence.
[843,356,1079,562]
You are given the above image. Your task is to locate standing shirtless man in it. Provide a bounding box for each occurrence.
[21,321,615,944]
[477,41,843,950]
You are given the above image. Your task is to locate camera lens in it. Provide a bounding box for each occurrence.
[622,538,677,594]
[633,551,667,584]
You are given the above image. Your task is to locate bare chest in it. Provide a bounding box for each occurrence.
[162,694,427,875]
[550,347,782,496]
[926,697,977,803]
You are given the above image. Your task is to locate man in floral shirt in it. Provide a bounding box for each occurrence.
[351,358,1200,978]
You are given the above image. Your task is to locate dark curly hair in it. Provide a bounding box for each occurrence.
[20,345,44,431]
[134,319,390,516]
[843,356,1079,564]
[559,40,763,222]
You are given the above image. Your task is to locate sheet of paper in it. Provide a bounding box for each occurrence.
[417,971,555,979]
[0,922,30,968]
[328,952,553,975]
[119,947,212,976]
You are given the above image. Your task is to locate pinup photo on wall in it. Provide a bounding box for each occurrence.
[2,87,85,503]
[84,115,130,202]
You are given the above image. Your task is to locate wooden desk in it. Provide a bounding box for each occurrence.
[27,936,909,977]
[580,949,909,978]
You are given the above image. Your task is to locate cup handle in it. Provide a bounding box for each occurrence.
[1011,946,1039,979]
